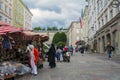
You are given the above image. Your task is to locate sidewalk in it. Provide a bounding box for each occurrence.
[88,52,120,64]
[15,52,120,80]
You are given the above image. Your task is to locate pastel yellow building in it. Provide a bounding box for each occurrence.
[12,0,24,28]
[0,0,12,24]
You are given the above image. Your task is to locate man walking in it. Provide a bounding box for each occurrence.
[106,42,114,59]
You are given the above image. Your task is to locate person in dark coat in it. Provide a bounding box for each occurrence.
[81,46,85,56]
[47,43,56,68]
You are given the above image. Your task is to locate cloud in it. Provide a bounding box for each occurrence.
[22,0,87,28]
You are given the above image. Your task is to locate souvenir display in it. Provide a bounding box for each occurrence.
[0,62,31,79]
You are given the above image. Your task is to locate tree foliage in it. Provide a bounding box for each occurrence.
[33,26,68,31]
[52,27,58,30]
[33,26,41,31]
[52,32,61,44]
[52,32,67,47]
[60,32,67,42]
[57,41,66,48]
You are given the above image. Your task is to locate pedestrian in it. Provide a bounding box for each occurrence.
[27,45,39,76]
[105,42,115,59]
[80,46,85,56]
[56,47,62,62]
[68,45,74,56]
[63,46,68,62]
[47,43,56,68]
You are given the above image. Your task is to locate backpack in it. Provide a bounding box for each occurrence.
[111,46,115,51]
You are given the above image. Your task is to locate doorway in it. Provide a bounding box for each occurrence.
[106,33,111,44]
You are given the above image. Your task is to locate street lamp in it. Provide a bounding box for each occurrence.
[112,0,120,8]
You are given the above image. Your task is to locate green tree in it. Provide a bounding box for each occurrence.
[33,26,41,31]
[52,32,61,44]
[59,27,63,30]
[60,32,67,43]
[47,27,52,31]
[52,32,67,46]
[57,41,65,48]
[42,28,45,31]
[52,27,58,31]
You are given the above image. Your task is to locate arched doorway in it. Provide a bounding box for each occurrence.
[106,33,111,44]
[112,30,119,54]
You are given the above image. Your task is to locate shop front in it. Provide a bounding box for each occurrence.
[0,22,49,80]
[94,12,120,55]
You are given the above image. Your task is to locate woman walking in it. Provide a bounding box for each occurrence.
[27,44,39,76]
[47,43,56,68]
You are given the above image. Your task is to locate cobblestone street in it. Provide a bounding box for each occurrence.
[16,53,120,80]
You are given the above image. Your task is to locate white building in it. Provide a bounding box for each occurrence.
[88,0,98,50]
[82,5,89,44]
[88,0,120,54]
[24,6,32,30]
[0,0,12,24]
[66,21,81,47]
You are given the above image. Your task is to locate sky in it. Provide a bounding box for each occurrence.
[22,0,87,29]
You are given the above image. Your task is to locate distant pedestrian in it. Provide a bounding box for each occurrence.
[68,45,74,56]
[63,46,68,62]
[80,46,85,56]
[47,43,56,68]
[105,42,115,59]
[56,47,62,62]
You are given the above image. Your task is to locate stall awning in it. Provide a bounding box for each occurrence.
[0,21,10,26]
[23,31,49,42]
[0,26,23,34]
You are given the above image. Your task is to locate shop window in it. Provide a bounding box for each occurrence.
[0,1,3,9]
[0,16,2,20]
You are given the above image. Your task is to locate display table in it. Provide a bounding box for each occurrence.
[4,73,16,80]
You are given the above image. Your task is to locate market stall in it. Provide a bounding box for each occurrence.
[0,22,31,80]
[23,31,49,68]
[0,21,49,79]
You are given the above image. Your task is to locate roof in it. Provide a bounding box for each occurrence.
[23,31,49,42]
[0,26,23,35]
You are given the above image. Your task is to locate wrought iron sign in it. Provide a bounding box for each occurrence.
[112,0,120,8]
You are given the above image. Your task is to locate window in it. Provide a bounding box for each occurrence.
[0,16,2,20]
[110,9,113,19]
[97,1,99,13]
[9,21,11,24]
[9,8,11,16]
[104,0,107,6]
[5,18,7,22]
[99,21,100,28]
[105,15,108,23]
[0,1,2,9]
[102,18,104,26]
[5,5,7,13]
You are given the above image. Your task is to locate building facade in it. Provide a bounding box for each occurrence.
[12,0,24,27]
[88,0,98,50]
[0,0,12,24]
[24,5,32,30]
[82,5,89,44]
[66,21,81,47]
[88,0,120,54]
